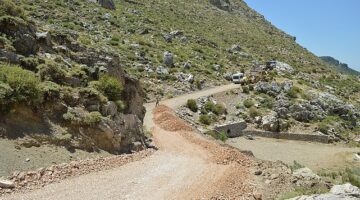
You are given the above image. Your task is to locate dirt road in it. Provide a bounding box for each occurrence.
[3,84,259,200]
[228,137,360,171]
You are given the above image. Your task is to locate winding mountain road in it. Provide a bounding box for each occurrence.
[3,84,257,200]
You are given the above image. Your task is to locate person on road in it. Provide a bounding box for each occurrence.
[155,96,161,107]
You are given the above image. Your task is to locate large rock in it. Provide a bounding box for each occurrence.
[175,72,194,83]
[274,61,294,75]
[163,51,174,67]
[209,0,232,11]
[101,101,118,117]
[290,183,360,200]
[0,179,15,188]
[0,16,38,56]
[261,112,279,132]
[98,0,116,10]
[331,183,360,197]
[289,103,319,122]
[255,81,281,96]
[156,66,169,75]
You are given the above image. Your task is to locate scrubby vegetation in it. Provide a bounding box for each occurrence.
[206,130,228,142]
[0,65,41,108]
[93,75,123,101]
[243,99,255,108]
[318,167,360,188]
[186,99,198,112]
[199,114,212,125]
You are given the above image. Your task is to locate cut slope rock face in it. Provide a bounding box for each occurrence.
[0,1,146,154]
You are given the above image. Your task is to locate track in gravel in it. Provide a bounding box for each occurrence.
[3,84,257,200]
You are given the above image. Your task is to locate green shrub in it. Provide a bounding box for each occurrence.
[206,131,228,141]
[84,112,102,125]
[63,108,102,126]
[20,57,40,71]
[199,114,212,125]
[248,107,261,118]
[0,0,26,19]
[186,99,198,112]
[213,104,226,115]
[0,65,41,106]
[287,86,302,99]
[204,101,215,112]
[37,61,67,83]
[96,75,123,101]
[260,94,274,109]
[243,99,254,108]
[79,87,107,103]
[39,81,61,100]
[115,100,126,112]
[242,86,250,94]
[290,161,305,172]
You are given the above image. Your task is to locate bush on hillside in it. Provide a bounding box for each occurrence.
[186,99,198,112]
[287,86,302,99]
[207,131,228,142]
[204,101,215,112]
[199,114,212,125]
[243,99,254,108]
[0,0,26,19]
[37,61,67,83]
[213,103,226,115]
[0,65,41,106]
[96,75,123,101]
[248,107,261,118]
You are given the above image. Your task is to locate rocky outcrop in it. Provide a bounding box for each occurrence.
[290,183,360,200]
[209,0,232,11]
[98,0,116,10]
[163,51,174,67]
[0,16,38,56]
[0,15,146,154]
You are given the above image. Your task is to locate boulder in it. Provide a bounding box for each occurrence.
[293,167,320,180]
[330,183,360,197]
[36,32,52,47]
[156,66,169,75]
[209,0,232,11]
[261,112,279,132]
[290,104,315,122]
[255,81,281,96]
[175,72,194,83]
[163,51,174,67]
[101,101,118,117]
[282,80,293,92]
[213,64,221,71]
[289,183,360,200]
[0,179,15,189]
[183,61,192,69]
[0,16,38,56]
[98,0,116,10]
[274,61,294,75]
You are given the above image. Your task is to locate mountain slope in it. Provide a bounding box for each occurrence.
[320,56,360,76]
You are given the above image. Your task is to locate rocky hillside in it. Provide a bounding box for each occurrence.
[320,56,360,76]
[2,0,333,100]
[1,0,360,153]
[0,0,147,154]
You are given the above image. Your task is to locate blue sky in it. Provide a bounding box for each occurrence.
[244,0,360,71]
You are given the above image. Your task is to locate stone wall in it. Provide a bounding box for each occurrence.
[214,121,247,138]
[241,130,329,143]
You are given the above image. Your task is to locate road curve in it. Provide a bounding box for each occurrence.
[3,84,251,200]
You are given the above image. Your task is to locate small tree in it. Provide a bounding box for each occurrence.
[96,75,123,101]
[243,99,254,108]
[186,99,198,112]
[199,114,212,125]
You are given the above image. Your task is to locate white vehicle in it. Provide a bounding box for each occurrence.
[232,73,244,84]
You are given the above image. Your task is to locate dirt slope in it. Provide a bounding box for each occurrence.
[3,84,264,200]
